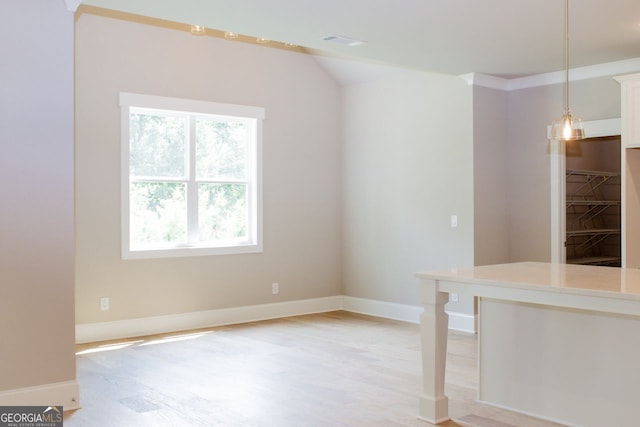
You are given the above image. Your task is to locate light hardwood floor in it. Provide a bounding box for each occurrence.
[66,311,565,427]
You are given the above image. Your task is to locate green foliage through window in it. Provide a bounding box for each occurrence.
[127,106,257,252]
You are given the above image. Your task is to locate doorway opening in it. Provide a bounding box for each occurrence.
[564,137,621,266]
[549,118,621,264]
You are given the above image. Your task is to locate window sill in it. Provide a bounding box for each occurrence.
[122,243,263,260]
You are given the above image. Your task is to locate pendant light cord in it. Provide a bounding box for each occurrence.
[564,0,569,115]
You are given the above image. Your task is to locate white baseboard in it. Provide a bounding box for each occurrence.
[341,296,477,333]
[447,311,477,333]
[76,296,342,344]
[341,296,423,323]
[0,380,80,411]
[76,295,476,344]
[477,399,572,427]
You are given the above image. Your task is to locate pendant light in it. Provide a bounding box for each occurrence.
[190,24,206,35]
[550,0,585,141]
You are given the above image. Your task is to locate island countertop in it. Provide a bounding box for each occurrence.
[416,261,640,302]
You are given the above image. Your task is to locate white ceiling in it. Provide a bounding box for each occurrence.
[81,0,640,79]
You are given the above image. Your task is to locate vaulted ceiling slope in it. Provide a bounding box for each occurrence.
[81,0,640,78]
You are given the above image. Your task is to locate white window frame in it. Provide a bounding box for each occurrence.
[120,92,264,259]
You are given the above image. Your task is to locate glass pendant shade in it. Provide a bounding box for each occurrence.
[550,111,584,141]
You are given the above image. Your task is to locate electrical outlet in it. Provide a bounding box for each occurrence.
[450,293,459,303]
[272,282,279,295]
[100,297,110,311]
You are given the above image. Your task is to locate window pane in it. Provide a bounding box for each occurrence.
[130,182,187,245]
[196,118,248,180]
[198,183,247,241]
[130,113,186,178]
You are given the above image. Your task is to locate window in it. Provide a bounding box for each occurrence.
[120,93,264,259]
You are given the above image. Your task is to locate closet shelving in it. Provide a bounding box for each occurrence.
[566,169,621,266]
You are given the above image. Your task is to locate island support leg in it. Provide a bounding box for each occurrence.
[418,279,450,424]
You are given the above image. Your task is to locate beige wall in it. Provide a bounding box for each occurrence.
[28,2,625,340]
[473,86,510,266]
[75,11,342,324]
[0,0,76,394]
[341,70,475,313]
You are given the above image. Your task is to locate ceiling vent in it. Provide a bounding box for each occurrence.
[322,34,367,47]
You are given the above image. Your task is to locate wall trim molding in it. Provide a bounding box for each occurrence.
[460,73,511,91]
[462,57,640,91]
[341,296,476,333]
[76,296,342,344]
[0,380,80,411]
[77,296,476,344]
[341,296,423,323]
[65,0,83,12]
[447,311,477,333]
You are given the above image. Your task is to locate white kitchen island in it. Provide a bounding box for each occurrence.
[416,262,640,426]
